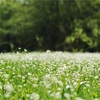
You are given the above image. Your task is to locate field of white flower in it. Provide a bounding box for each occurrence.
[0,52,100,100]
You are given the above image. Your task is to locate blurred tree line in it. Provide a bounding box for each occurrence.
[0,0,100,52]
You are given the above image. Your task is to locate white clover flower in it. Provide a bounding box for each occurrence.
[57,88,62,91]
[30,92,40,100]
[18,47,21,50]
[0,85,2,89]
[17,75,22,77]
[23,84,26,87]
[73,82,78,87]
[66,85,71,89]
[75,97,84,100]
[94,75,99,79]
[4,83,14,92]
[22,76,25,79]
[50,92,61,99]
[57,81,63,87]
[43,81,51,88]
[50,92,54,97]
[85,83,90,87]
[27,72,31,76]
[31,77,38,81]
[54,92,61,99]
[4,92,10,98]
[63,64,67,69]
[24,49,27,52]
[47,90,51,94]
[32,84,38,87]
[22,65,26,68]
[64,93,70,99]
[46,50,50,53]
[3,74,9,78]
[80,81,86,85]
[51,76,58,82]
[94,98,99,100]
[26,94,30,97]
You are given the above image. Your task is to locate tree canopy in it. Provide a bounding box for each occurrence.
[0,0,100,52]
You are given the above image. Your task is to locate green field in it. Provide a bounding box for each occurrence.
[0,52,100,100]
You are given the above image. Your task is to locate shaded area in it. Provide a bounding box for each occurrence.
[0,0,100,52]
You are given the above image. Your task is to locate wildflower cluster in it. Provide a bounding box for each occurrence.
[0,52,100,100]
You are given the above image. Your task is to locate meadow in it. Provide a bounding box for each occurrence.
[0,52,100,100]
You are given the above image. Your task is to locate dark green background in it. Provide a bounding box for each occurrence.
[0,0,100,52]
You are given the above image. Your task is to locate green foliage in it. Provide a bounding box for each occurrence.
[0,0,100,52]
[0,52,100,99]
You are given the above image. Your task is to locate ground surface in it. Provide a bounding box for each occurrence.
[0,52,100,100]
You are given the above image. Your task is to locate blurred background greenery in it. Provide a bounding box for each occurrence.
[0,0,100,52]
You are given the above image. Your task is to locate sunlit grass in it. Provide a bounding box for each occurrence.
[0,52,100,100]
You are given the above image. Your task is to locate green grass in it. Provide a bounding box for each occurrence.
[0,52,100,100]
